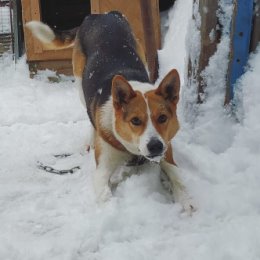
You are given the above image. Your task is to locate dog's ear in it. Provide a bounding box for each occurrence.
[112,75,136,109]
[155,69,180,104]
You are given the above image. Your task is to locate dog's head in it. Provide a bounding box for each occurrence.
[111,69,180,162]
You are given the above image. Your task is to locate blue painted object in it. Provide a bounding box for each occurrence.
[229,0,254,100]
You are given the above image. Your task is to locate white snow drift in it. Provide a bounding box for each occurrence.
[0,0,260,259]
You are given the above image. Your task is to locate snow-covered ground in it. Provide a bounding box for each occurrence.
[1,1,260,259]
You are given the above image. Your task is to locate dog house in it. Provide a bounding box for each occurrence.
[21,0,171,81]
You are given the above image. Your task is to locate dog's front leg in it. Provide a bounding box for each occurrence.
[94,163,113,203]
[161,145,195,214]
[94,135,129,203]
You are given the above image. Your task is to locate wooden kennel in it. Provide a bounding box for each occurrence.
[22,0,161,81]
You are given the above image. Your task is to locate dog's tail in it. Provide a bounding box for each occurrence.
[26,21,78,50]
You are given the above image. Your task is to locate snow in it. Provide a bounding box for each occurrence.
[158,0,193,84]
[1,0,260,259]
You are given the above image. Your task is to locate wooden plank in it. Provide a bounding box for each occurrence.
[22,0,43,58]
[28,60,73,77]
[152,0,161,50]
[188,0,219,103]
[197,0,219,103]
[30,0,42,54]
[90,0,100,14]
[226,0,254,103]
[21,0,34,60]
[140,0,159,83]
[27,48,73,61]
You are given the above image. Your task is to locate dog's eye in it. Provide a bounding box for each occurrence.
[157,114,168,124]
[130,117,142,126]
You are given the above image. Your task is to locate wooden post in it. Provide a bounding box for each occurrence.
[225,0,254,104]
[188,0,219,103]
[140,0,159,83]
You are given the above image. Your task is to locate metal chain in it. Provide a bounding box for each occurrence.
[37,153,80,175]
[37,161,80,175]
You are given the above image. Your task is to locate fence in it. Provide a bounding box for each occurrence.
[188,0,260,106]
[0,0,13,57]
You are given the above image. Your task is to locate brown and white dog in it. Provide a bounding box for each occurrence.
[26,11,194,212]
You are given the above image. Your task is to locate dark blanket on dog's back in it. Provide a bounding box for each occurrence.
[78,11,149,127]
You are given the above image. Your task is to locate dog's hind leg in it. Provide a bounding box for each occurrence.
[72,35,86,108]
[72,35,93,152]
[85,125,95,152]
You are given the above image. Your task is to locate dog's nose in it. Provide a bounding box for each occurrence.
[147,138,164,157]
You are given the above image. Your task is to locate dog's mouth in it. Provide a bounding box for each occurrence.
[145,154,163,163]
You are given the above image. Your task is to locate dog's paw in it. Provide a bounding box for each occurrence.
[176,191,197,216]
[180,196,197,216]
[86,144,95,152]
[96,186,112,204]
[86,145,91,152]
